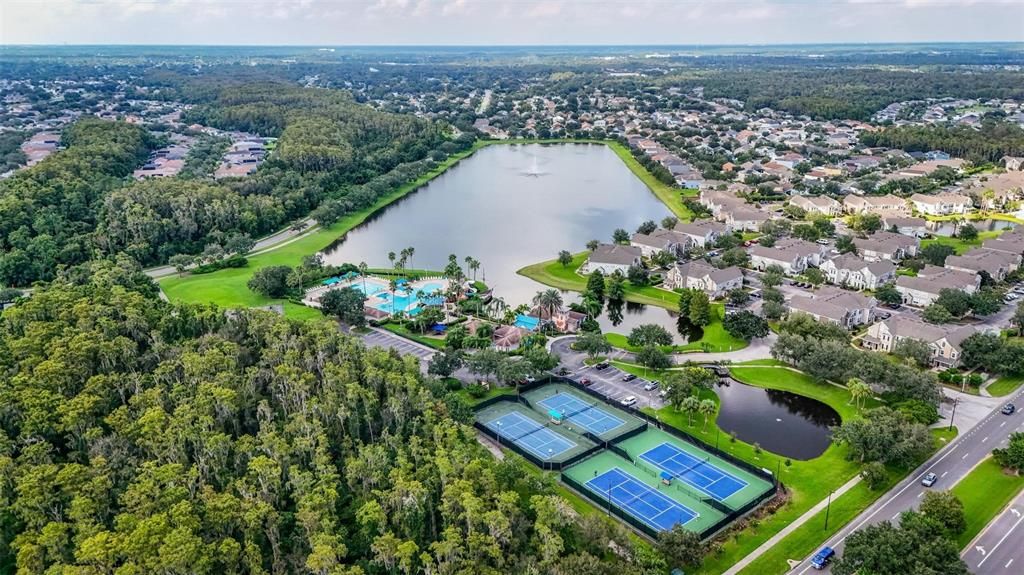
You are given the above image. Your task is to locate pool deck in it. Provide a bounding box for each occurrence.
[302,275,449,317]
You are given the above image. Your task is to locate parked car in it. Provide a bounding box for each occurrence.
[644,381,659,391]
[595,362,610,370]
[816,238,830,245]
[811,547,835,570]
[1002,403,1016,415]
[620,396,637,407]
[886,303,902,310]
[622,373,638,382]
[877,312,892,320]
[659,389,668,398]
[921,472,938,487]
[579,378,592,386]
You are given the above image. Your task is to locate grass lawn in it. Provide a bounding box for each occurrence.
[455,385,515,406]
[380,322,446,350]
[921,230,1003,255]
[952,457,1024,548]
[604,304,747,354]
[613,364,901,575]
[987,375,1024,397]
[606,140,697,222]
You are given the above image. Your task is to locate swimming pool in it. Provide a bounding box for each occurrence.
[514,314,541,331]
[350,280,387,296]
[371,282,445,314]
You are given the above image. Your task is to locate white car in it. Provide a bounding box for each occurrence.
[620,396,637,407]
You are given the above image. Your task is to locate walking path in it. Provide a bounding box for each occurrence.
[548,333,777,369]
[723,475,863,575]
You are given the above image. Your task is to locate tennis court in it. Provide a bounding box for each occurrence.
[640,442,748,501]
[484,412,577,461]
[539,392,626,435]
[586,467,697,531]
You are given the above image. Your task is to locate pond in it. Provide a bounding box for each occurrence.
[595,300,700,345]
[925,218,1016,237]
[713,376,840,460]
[321,143,680,333]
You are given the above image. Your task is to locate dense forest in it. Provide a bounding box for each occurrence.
[859,121,1024,163]
[0,119,154,286]
[0,83,452,286]
[0,261,670,575]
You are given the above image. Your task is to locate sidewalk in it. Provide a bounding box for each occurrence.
[722,475,863,575]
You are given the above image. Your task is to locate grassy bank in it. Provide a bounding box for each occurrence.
[606,140,696,221]
[920,230,1003,255]
[987,375,1024,397]
[952,457,1024,548]
[604,304,747,353]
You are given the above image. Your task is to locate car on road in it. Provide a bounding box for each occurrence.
[644,381,659,391]
[921,472,938,487]
[1002,403,1016,415]
[816,238,830,245]
[595,362,610,370]
[620,396,637,407]
[622,373,638,382]
[811,546,835,570]
[579,378,592,386]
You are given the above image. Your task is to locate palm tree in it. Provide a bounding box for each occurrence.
[532,289,563,321]
[580,294,602,318]
[388,278,400,316]
[388,251,397,270]
[682,396,700,427]
[468,258,480,281]
[847,377,870,410]
[699,399,716,432]
[464,256,473,278]
[406,247,415,272]
[358,261,368,294]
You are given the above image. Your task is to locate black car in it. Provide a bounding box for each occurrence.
[622,374,638,382]
[594,362,610,370]
[1003,403,1016,415]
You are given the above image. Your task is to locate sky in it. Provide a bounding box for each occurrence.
[2,0,1022,46]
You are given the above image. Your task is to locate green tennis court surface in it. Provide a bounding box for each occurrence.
[475,401,595,463]
[564,450,725,535]
[615,427,773,510]
[522,383,646,441]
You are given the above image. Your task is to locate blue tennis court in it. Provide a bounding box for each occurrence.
[586,467,697,531]
[639,442,748,501]
[484,412,576,460]
[539,392,626,435]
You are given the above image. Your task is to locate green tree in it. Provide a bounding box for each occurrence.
[922,303,954,324]
[586,269,606,301]
[921,243,956,266]
[247,265,292,298]
[627,324,674,348]
[860,461,888,490]
[637,220,657,235]
[698,399,716,432]
[688,290,711,327]
[834,511,968,575]
[574,331,612,359]
[832,407,932,465]
[532,289,563,319]
[875,282,903,306]
[319,286,368,327]
[728,288,750,306]
[847,377,871,410]
[681,396,701,427]
[723,310,769,341]
[919,491,967,536]
[892,338,933,368]
[607,273,626,302]
[612,228,629,243]
[635,345,672,370]
[656,525,706,570]
[993,432,1024,472]
[835,234,857,254]
[958,223,978,241]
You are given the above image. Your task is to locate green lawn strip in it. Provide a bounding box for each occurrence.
[921,230,1003,255]
[952,457,1024,549]
[987,375,1024,397]
[603,304,746,354]
[606,140,696,222]
[732,359,787,367]
[379,322,445,350]
[740,428,959,575]
[455,385,515,406]
[925,212,1024,225]
[611,364,872,575]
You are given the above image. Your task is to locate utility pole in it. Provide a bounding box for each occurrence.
[948,397,959,432]
[824,490,834,530]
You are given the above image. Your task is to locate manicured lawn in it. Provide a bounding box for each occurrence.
[604,303,747,354]
[952,457,1024,548]
[161,142,489,318]
[987,375,1024,397]
[455,385,515,406]
[518,251,682,309]
[606,140,696,222]
[380,322,446,350]
[921,230,1003,255]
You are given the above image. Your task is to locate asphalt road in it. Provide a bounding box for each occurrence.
[963,489,1024,574]
[789,387,1024,574]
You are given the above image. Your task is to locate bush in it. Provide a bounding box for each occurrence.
[895,399,941,425]
[861,461,888,490]
[191,254,248,275]
[466,383,488,398]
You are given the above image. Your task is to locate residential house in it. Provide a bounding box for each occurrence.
[853,232,919,262]
[790,195,843,217]
[843,194,908,215]
[881,215,928,238]
[529,306,587,333]
[722,206,771,232]
[946,248,1018,281]
[492,325,526,351]
[674,220,729,249]
[665,262,744,298]
[819,255,896,290]
[787,287,875,329]
[909,192,972,216]
[982,235,1024,258]
[863,318,976,367]
[898,159,966,178]
[748,245,807,274]
[1003,156,1024,171]
[582,244,642,275]
[895,265,980,307]
[630,229,687,258]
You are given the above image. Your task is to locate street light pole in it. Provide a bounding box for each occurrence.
[824,490,834,530]
[948,397,959,432]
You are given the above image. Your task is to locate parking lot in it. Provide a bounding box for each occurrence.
[569,361,666,411]
[361,328,436,362]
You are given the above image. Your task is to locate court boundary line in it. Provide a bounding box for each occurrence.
[538,391,626,433]
[585,466,699,531]
[485,412,577,460]
[640,441,749,501]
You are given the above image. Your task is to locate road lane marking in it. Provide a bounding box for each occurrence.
[1007,559,1014,569]
[941,471,948,478]
[963,453,970,459]
[977,511,1024,567]
[983,436,989,443]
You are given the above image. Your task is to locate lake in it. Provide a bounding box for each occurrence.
[322,143,684,334]
[714,376,840,460]
[925,218,1017,237]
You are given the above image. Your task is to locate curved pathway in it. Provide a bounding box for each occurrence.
[548,333,778,369]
